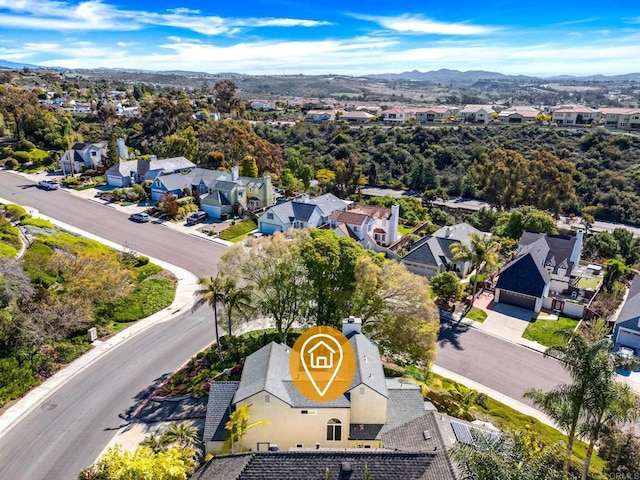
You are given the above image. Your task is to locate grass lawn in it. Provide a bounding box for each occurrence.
[522,315,580,346]
[398,225,414,235]
[466,307,488,323]
[219,219,258,241]
[576,276,601,290]
[424,372,606,477]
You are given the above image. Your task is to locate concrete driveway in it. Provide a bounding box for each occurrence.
[473,297,536,343]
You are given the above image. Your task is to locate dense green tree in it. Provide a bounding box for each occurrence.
[584,231,620,261]
[163,126,199,161]
[599,428,640,478]
[214,80,240,114]
[493,206,558,240]
[241,155,259,178]
[612,227,640,266]
[429,271,462,304]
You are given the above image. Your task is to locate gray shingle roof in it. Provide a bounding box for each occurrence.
[148,156,196,173]
[203,381,239,442]
[191,451,456,480]
[496,253,549,297]
[310,193,349,216]
[106,159,150,178]
[348,334,388,398]
[616,274,640,325]
[291,201,318,222]
[402,223,484,267]
[232,342,352,408]
[154,170,196,191]
[519,232,577,276]
[380,380,427,436]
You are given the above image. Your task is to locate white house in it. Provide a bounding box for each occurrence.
[60,141,106,174]
[249,99,277,111]
[338,110,374,123]
[459,105,495,123]
[415,106,452,123]
[331,204,399,251]
[497,106,540,124]
[551,105,601,125]
[304,110,336,124]
[600,107,640,130]
[258,193,348,234]
[380,108,409,124]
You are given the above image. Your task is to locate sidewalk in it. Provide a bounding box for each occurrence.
[0,201,200,441]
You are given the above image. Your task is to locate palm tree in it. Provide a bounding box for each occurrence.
[450,233,499,309]
[578,379,640,480]
[525,331,611,475]
[140,433,170,454]
[224,404,270,453]
[220,276,253,340]
[162,422,201,449]
[192,274,226,362]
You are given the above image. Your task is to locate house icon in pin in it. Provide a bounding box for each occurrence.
[307,340,336,369]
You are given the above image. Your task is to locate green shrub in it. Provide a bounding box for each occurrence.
[219,219,258,240]
[21,218,55,229]
[101,278,176,322]
[4,158,18,170]
[133,262,162,282]
[12,151,32,164]
[22,241,56,286]
[5,204,27,221]
[0,243,17,257]
[0,356,39,408]
[14,140,36,151]
[177,196,195,206]
[135,256,150,267]
[62,177,81,186]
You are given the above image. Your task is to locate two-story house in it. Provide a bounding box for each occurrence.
[60,141,107,174]
[459,105,495,124]
[331,204,399,251]
[415,106,453,124]
[551,105,601,125]
[497,106,540,124]
[258,194,348,234]
[495,231,584,313]
[600,107,640,130]
[380,108,409,124]
[304,110,336,124]
[203,317,448,459]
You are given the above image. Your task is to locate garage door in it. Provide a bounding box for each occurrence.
[616,328,640,350]
[106,175,124,187]
[201,205,222,220]
[499,290,537,310]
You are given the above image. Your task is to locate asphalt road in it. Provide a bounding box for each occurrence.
[437,320,571,400]
[0,171,226,277]
[0,171,572,479]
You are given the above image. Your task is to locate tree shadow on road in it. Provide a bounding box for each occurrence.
[438,318,470,351]
[120,372,173,421]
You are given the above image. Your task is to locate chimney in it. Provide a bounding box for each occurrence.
[342,316,361,337]
[116,137,128,160]
[570,230,584,265]
[299,194,310,203]
[149,155,157,162]
[445,226,452,238]
[388,204,400,243]
[338,462,353,480]
[232,165,239,181]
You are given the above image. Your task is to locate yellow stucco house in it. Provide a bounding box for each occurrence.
[204,318,432,455]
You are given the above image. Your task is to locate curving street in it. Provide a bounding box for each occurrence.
[0,171,570,479]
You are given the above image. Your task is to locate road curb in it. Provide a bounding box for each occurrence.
[0,199,199,440]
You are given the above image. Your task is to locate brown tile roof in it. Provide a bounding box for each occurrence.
[350,204,392,219]
[332,210,370,225]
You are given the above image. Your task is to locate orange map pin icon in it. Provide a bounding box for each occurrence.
[290,326,356,402]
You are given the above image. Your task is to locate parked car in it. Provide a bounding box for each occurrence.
[129,212,151,223]
[186,211,208,225]
[618,346,635,359]
[38,179,59,190]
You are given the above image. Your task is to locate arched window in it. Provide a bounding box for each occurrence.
[326,418,342,441]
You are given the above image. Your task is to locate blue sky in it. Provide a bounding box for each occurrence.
[0,0,639,75]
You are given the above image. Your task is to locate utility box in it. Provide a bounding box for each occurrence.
[87,327,98,343]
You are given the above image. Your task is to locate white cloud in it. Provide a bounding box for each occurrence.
[0,0,330,34]
[357,14,498,35]
[21,33,638,77]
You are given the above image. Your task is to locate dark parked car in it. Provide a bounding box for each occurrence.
[187,211,208,225]
[129,212,151,223]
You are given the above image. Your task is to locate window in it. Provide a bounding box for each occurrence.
[326,418,342,441]
[296,444,303,448]
[264,394,270,403]
[267,213,274,220]
[301,410,316,415]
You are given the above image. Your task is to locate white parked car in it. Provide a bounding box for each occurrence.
[38,179,59,190]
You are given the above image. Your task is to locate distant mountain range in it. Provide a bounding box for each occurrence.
[2,59,640,83]
[364,68,640,83]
